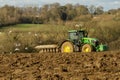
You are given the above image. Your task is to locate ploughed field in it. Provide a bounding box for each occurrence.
[0,51,120,80]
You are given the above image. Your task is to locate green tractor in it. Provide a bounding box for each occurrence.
[60,29,108,53]
[35,29,108,53]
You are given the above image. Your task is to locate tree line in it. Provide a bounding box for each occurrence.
[0,3,120,27]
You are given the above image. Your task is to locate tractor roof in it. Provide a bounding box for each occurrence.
[68,30,84,33]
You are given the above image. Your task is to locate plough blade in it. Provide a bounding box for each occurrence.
[35,44,59,53]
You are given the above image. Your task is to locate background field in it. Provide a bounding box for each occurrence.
[0,20,120,53]
[0,4,120,53]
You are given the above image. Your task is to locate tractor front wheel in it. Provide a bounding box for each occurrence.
[61,41,74,53]
[82,44,93,52]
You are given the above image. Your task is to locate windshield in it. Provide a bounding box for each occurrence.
[69,31,87,40]
[78,31,84,38]
[69,32,78,40]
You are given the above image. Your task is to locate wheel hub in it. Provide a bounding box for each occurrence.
[85,47,89,52]
[64,46,71,53]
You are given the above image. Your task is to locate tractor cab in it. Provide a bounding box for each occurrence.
[68,30,88,44]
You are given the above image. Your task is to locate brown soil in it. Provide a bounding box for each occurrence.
[0,51,120,80]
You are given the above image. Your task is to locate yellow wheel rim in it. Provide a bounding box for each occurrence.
[82,44,92,53]
[85,47,89,52]
[64,46,71,53]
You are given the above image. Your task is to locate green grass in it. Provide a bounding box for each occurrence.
[1,24,73,32]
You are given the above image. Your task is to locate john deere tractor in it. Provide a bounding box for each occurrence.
[35,29,108,53]
[60,29,107,53]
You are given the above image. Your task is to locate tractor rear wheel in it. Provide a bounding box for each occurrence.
[61,41,74,53]
[82,44,93,52]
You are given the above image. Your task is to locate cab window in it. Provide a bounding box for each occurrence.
[69,32,78,40]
